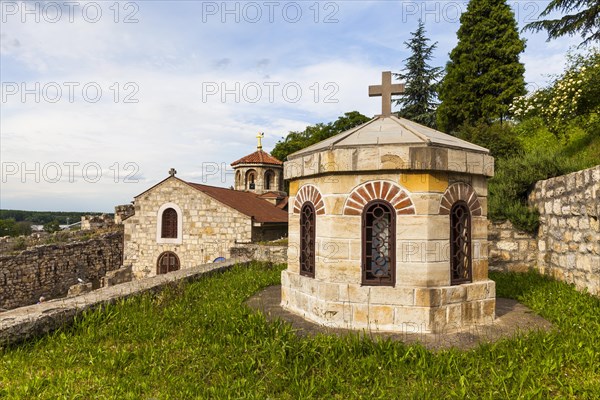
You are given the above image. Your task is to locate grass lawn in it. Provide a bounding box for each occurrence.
[1,262,599,399]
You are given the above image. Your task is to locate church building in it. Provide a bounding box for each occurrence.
[281,72,496,333]
[122,136,288,279]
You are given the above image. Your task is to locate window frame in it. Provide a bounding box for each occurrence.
[299,202,316,278]
[157,251,180,275]
[156,203,183,245]
[450,200,472,285]
[361,199,396,286]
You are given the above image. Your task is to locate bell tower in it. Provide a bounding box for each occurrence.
[231,133,284,196]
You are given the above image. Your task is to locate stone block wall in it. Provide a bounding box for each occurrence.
[230,244,288,264]
[0,231,123,310]
[529,166,600,295]
[488,221,537,273]
[488,166,599,296]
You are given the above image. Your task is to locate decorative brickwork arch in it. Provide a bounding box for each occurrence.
[343,181,415,215]
[439,182,482,216]
[293,185,325,215]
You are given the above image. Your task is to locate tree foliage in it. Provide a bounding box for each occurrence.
[0,219,32,237]
[394,20,442,128]
[437,0,526,133]
[510,48,600,134]
[271,111,371,161]
[43,220,61,234]
[524,0,600,47]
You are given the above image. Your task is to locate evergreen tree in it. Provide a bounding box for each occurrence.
[524,0,599,47]
[394,20,442,128]
[437,0,526,133]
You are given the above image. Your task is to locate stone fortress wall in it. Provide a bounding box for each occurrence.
[489,166,599,295]
[0,230,123,310]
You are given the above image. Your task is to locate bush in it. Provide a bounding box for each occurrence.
[488,147,585,233]
[456,121,522,159]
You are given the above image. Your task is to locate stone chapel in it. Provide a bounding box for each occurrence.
[281,72,496,333]
[122,136,288,279]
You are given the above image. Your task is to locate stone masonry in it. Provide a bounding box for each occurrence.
[0,231,123,310]
[124,178,251,278]
[529,166,600,295]
[488,166,599,296]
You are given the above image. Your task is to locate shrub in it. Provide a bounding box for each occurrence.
[456,121,522,159]
[488,147,585,232]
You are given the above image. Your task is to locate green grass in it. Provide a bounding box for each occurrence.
[1,263,599,398]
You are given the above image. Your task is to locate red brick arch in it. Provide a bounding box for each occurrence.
[439,182,482,216]
[293,185,325,215]
[343,180,415,216]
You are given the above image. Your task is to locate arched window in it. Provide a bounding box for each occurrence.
[450,201,472,285]
[362,200,395,286]
[235,170,241,187]
[300,202,316,277]
[161,208,178,238]
[157,251,180,274]
[264,170,274,190]
[246,169,256,190]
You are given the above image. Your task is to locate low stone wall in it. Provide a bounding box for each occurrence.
[0,231,124,310]
[0,260,242,346]
[529,166,600,295]
[488,166,599,296]
[488,221,537,273]
[230,244,288,264]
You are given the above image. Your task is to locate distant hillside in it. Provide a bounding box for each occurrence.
[0,210,108,225]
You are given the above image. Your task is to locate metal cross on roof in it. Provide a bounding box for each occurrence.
[168,168,177,177]
[368,71,405,117]
[256,132,264,150]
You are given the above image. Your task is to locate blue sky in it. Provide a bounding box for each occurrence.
[0,0,581,212]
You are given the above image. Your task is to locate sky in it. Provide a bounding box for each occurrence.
[0,0,582,212]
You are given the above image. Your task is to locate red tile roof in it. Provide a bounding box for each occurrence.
[230,150,283,166]
[185,182,288,223]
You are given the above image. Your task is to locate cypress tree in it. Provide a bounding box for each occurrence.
[437,0,526,133]
[394,20,442,128]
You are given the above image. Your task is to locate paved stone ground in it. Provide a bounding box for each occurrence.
[246,285,554,351]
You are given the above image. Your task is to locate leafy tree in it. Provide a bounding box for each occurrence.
[394,20,442,128]
[44,220,61,233]
[271,111,370,161]
[524,0,600,47]
[437,0,526,133]
[510,48,600,134]
[0,219,17,237]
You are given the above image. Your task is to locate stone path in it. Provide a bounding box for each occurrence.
[246,285,553,351]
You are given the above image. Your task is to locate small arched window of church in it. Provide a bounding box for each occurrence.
[362,200,395,286]
[161,208,178,238]
[157,251,180,274]
[450,201,472,285]
[246,170,256,190]
[300,202,316,278]
[264,170,274,190]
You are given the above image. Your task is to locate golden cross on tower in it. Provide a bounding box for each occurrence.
[256,132,264,150]
[368,71,405,117]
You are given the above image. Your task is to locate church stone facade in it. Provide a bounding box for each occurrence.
[123,143,287,279]
[281,72,496,333]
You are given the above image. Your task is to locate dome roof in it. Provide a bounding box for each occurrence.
[288,115,489,159]
[231,150,283,166]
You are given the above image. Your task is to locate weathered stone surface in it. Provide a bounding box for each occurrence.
[0,231,123,310]
[489,166,600,296]
[0,260,240,346]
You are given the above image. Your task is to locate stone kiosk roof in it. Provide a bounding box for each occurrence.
[284,115,494,180]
